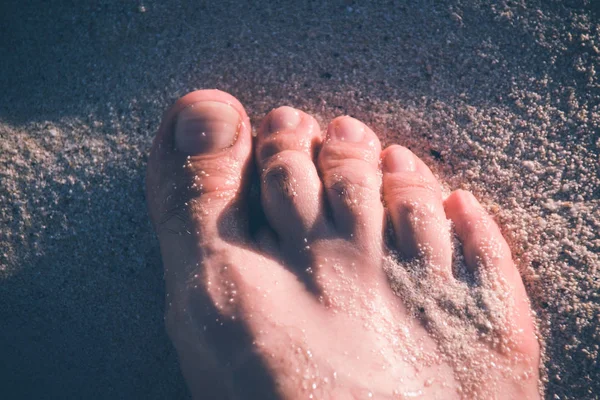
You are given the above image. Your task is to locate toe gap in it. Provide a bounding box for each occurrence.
[450,230,478,285]
[247,163,270,239]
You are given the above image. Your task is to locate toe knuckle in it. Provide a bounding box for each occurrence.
[400,202,444,229]
[321,145,379,165]
[327,175,357,206]
[384,174,441,201]
[259,141,283,161]
[325,168,380,208]
[386,184,445,226]
[326,164,380,190]
[259,137,312,162]
[263,163,297,200]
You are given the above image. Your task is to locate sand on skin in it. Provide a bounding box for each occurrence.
[0,0,598,398]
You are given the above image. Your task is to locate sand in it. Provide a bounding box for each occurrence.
[0,0,598,398]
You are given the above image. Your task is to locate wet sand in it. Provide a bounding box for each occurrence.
[1,1,598,398]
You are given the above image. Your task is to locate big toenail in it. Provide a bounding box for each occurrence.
[383,147,416,172]
[331,117,365,142]
[175,101,240,154]
[267,107,301,135]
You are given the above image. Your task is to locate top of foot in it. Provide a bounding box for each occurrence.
[146,90,541,400]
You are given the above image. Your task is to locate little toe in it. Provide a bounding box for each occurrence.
[146,89,252,248]
[444,190,539,353]
[444,190,527,292]
[256,106,325,243]
[382,145,452,274]
[318,116,384,244]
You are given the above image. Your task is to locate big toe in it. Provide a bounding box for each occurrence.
[146,89,252,244]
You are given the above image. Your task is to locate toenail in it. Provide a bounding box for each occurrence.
[175,101,240,154]
[267,107,301,135]
[383,147,416,172]
[330,117,365,142]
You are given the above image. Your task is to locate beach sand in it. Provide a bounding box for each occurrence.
[1,0,598,398]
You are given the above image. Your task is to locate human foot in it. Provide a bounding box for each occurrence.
[146,90,541,399]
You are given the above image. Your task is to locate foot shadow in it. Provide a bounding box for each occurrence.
[0,162,189,399]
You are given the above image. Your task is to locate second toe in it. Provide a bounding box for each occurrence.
[256,106,325,245]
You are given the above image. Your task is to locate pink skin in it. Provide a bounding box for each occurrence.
[146,90,541,399]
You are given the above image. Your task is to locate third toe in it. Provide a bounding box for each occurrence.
[318,116,383,243]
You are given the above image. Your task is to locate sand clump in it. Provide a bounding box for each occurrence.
[383,245,540,399]
[1,0,599,398]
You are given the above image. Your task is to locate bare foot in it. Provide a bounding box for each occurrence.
[146,90,541,399]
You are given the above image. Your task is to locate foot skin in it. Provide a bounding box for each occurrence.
[146,90,541,399]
